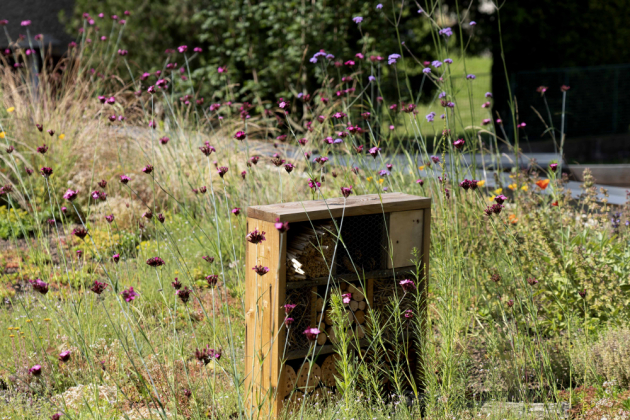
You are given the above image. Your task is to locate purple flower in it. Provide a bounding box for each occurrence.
[422,68,431,74]
[105,214,114,223]
[303,327,320,341]
[485,92,493,98]
[112,253,120,263]
[426,112,436,122]
[121,287,138,302]
[439,27,453,37]
[72,227,88,240]
[341,186,353,198]
[176,287,192,304]
[146,256,165,267]
[388,54,401,65]
[234,131,246,141]
[470,21,477,26]
[376,3,383,9]
[195,345,220,365]
[203,274,217,288]
[379,169,390,177]
[404,309,413,319]
[142,164,154,174]
[431,60,442,68]
[58,350,71,363]
[368,146,381,158]
[369,75,376,82]
[284,304,296,314]
[51,414,62,420]
[399,279,416,292]
[199,141,216,156]
[231,207,241,216]
[159,136,169,145]
[308,179,321,190]
[466,74,476,80]
[444,58,453,64]
[202,256,215,264]
[453,139,465,150]
[494,194,507,205]
[246,228,266,244]
[431,155,440,164]
[252,265,270,276]
[29,365,41,376]
[217,166,228,178]
[63,189,78,201]
[91,190,107,201]
[30,279,49,295]
[90,280,108,295]
[460,179,471,191]
[120,175,130,184]
[284,163,295,173]
[37,144,48,154]
[172,278,182,290]
[342,293,352,304]
[285,317,294,326]
[352,16,363,24]
[274,217,289,233]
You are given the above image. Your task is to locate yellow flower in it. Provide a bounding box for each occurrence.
[9,335,14,338]
[6,107,15,113]
[366,177,373,182]
[44,318,51,322]
[58,134,65,140]
[39,336,43,339]
[477,180,486,187]
[488,196,495,202]
[418,165,425,171]
[508,183,517,191]
[8,327,12,330]
[493,188,503,195]
[520,185,528,191]
[0,132,5,138]
[26,319,32,323]
[378,179,384,184]
[14,327,19,331]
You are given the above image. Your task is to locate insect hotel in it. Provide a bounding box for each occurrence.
[245,193,431,416]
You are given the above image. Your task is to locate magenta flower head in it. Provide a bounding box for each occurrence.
[206,274,218,287]
[217,166,228,178]
[199,141,215,156]
[51,413,62,420]
[97,179,107,189]
[246,228,266,244]
[403,309,413,319]
[142,164,154,174]
[118,49,128,56]
[6,145,15,154]
[90,280,108,295]
[146,256,165,267]
[453,139,465,150]
[159,136,169,145]
[368,146,381,158]
[105,214,114,223]
[149,120,157,129]
[120,175,130,184]
[63,189,78,201]
[0,20,8,26]
[193,47,202,53]
[416,179,424,186]
[470,179,479,190]
[561,85,571,92]
[308,179,321,190]
[494,194,507,205]
[399,279,416,292]
[431,155,440,164]
[506,299,514,308]
[30,279,49,295]
[72,227,88,240]
[549,163,558,172]
[252,265,270,276]
[342,293,352,304]
[284,303,296,314]
[284,317,294,326]
[29,365,42,376]
[176,287,192,304]
[91,190,107,201]
[58,350,71,363]
[202,256,215,264]
[249,156,260,165]
[466,74,476,80]
[112,253,120,263]
[234,131,246,141]
[21,20,32,27]
[579,289,587,299]
[527,277,539,286]
[26,168,34,175]
[232,208,241,216]
[37,144,48,154]
[340,186,353,198]
[172,278,182,289]
[304,327,321,341]
[121,286,138,302]
[284,163,295,174]
[275,217,289,233]
[178,45,188,53]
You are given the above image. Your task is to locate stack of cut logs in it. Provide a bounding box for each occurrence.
[281,354,341,398]
[287,221,336,281]
[314,283,367,346]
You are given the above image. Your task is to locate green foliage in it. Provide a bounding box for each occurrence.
[0,206,36,239]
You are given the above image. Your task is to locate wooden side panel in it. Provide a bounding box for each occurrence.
[387,210,424,268]
[244,218,286,417]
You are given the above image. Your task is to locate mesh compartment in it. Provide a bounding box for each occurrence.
[284,287,313,352]
[336,213,387,275]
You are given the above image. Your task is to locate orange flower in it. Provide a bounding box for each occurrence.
[551,201,558,207]
[536,179,550,190]
[508,214,518,224]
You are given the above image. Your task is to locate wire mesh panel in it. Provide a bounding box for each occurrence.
[336,213,388,275]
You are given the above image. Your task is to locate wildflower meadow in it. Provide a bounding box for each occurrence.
[0,2,630,420]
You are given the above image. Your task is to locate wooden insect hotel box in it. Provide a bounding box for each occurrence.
[245,193,431,416]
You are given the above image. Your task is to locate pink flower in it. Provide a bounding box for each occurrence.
[275,218,289,233]
[232,208,241,216]
[246,229,266,244]
[63,189,78,201]
[399,279,416,292]
[303,327,320,341]
[342,293,352,304]
[177,45,188,53]
[252,265,270,276]
[234,131,247,140]
[340,186,353,198]
[368,146,381,158]
[453,139,465,150]
[121,286,138,302]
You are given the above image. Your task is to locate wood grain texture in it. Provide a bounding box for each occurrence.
[247,193,430,223]
[244,218,286,417]
[388,210,424,269]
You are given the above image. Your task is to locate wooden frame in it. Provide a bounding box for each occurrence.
[245,193,431,417]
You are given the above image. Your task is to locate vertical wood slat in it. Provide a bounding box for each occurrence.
[245,218,287,417]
